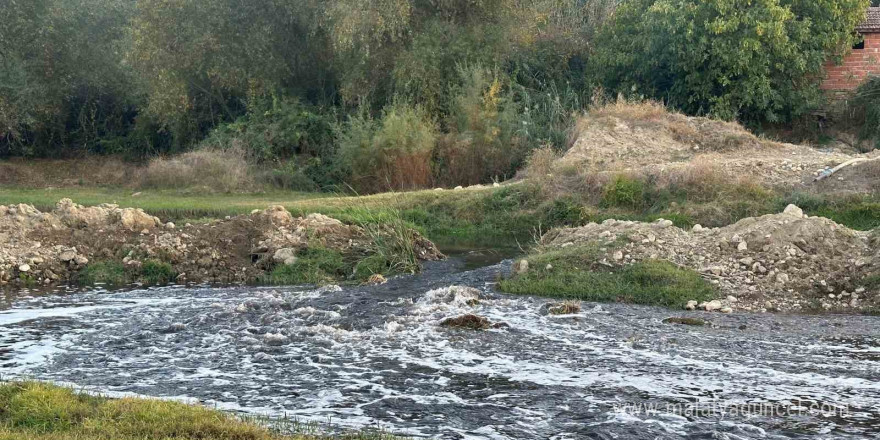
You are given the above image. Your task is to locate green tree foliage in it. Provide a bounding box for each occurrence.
[129,0,332,147]
[0,0,136,156]
[592,0,870,123]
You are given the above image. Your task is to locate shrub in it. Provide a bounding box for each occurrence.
[435,65,526,186]
[140,146,253,192]
[338,102,437,193]
[602,175,646,209]
[140,260,177,285]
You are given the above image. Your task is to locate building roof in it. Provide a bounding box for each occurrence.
[857,7,880,33]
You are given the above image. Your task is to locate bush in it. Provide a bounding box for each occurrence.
[435,66,526,186]
[602,175,646,209]
[140,260,177,285]
[140,147,253,192]
[268,247,348,285]
[592,0,870,123]
[338,102,437,193]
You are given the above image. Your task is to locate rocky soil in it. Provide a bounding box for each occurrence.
[0,199,442,287]
[560,106,880,191]
[540,205,879,314]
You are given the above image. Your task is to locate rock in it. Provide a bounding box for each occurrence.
[73,255,89,266]
[256,205,294,226]
[118,208,160,232]
[18,264,30,273]
[161,322,187,333]
[692,224,704,232]
[656,219,674,229]
[612,251,624,261]
[737,241,748,251]
[263,333,288,346]
[663,317,706,326]
[726,295,738,302]
[439,314,492,330]
[454,186,464,190]
[783,204,804,218]
[685,300,698,310]
[776,273,790,284]
[548,301,581,315]
[700,300,723,312]
[59,250,77,262]
[720,307,733,314]
[165,222,176,229]
[365,274,387,285]
[272,248,299,266]
[513,259,530,275]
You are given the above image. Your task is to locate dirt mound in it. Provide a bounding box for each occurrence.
[542,205,877,313]
[0,200,443,287]
[559,101,871,188]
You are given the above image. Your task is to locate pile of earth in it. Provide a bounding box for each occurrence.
[0,199,442,287]
[558,102,880,190]
[539,205,879,313]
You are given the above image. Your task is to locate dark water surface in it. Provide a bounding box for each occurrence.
[2,254,879,439]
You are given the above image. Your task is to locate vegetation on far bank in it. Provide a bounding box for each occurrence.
[2,0,876,195]
[0,381,401,440]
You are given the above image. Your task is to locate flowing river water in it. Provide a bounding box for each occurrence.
[1,252,879,439]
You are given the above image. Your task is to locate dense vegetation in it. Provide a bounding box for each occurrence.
[0,0,871,192]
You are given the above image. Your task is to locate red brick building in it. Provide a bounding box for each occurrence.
[821,7,880,92]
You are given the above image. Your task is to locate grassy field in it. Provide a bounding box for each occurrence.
[2,183,879,250]
[0,382,400,440]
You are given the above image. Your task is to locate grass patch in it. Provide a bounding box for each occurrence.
[498,246,715,308]
[76,261,127,286]
[0,381,402,440]
[268,247,349,285]
[140,260,177,285]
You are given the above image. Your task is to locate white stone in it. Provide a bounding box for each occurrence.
[783,204,804,218]
[272,248,299,265]
[18,264,30,272]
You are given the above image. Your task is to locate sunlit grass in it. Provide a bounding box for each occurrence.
[0,381,404,440]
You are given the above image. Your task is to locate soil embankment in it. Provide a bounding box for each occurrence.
[0,199,442,287]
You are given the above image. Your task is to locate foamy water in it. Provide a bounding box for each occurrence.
[2,259,879,439]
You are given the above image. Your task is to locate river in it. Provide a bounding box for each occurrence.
[2,253,879,439]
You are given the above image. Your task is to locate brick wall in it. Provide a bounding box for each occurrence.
[821,33,880,91]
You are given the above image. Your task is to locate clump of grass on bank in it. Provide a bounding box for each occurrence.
[499,246,715,308]
[140,147,254,193]
[76,260,177,287]
[0,381,402,440]
[268,247,349,285]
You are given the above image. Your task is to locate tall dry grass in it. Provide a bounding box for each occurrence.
[139,146,254,192]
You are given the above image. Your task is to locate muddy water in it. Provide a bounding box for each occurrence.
[2,254,879,439]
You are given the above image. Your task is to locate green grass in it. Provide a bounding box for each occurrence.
[1,180,877,255]
[268,247,349,285]
[498,246,716,308]
[0,381,402,440]
[75,260,176,287]
[75,261,127,286]
[140,260,177,285]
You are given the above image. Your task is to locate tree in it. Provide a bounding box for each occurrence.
[0,0,136,155]
[592,0,870,122]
